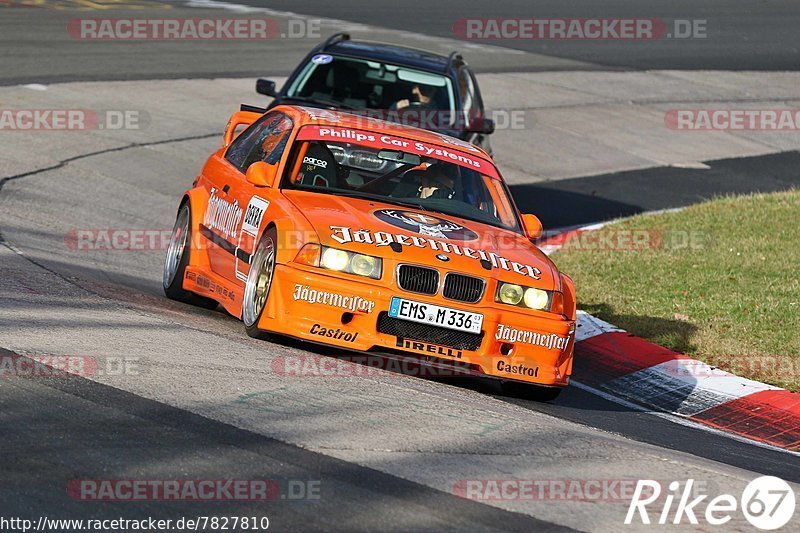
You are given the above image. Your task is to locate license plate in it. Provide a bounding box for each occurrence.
[388,297,483,334]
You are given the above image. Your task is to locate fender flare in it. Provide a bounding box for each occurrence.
[251,195,319,267]
[179,187,211,269]
[560,272,577,321]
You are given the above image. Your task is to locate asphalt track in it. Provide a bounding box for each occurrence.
[235,0,800,71]
[1,1,800,531]
[4,0,800,82]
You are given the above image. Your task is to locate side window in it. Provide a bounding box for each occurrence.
[468,70,484,113]
[225,114,272,169]
[225,112,294,172]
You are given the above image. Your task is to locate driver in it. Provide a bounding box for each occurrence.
[418,164,457,199]
[393,84,437,111]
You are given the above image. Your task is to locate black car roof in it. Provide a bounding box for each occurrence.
[322,39,460,74]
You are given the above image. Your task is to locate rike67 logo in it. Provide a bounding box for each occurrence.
[626,476,796,530]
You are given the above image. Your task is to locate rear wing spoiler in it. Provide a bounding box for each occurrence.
[240,103,267,114]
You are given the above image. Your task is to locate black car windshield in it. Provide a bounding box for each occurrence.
[281,126,520,232]
[285,54,457,122]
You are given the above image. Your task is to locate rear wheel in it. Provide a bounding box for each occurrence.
[163,203,217,309]
[500,381,563,402]
[242,227,277,339]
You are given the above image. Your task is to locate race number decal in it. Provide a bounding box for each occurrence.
[242,196,270,237]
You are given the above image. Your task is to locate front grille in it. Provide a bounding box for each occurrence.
[377,312,484,351]
[443,273,485,303]
[397,264,439,295]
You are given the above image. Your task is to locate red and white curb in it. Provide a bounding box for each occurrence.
[542,225,800,452]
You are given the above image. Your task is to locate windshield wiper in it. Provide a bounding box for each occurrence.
[377,198,430,212]
[336,190,429,211]
[300,187,428,212]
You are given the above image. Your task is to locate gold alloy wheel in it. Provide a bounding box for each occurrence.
[242,235,276,328]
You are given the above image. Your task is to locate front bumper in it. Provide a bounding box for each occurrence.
[260,264,575,387]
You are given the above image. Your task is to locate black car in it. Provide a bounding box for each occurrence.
[257,33,495,154]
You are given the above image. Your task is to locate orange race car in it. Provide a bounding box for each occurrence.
[163,105,576,400]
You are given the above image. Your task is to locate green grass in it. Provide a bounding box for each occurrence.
[552,190,800,390]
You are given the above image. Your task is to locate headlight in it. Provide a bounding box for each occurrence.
[523,287,550,310]
[498,283,523,305]
[319,246,382,279]
[497,282,553,311]
[350,254,379,278]
[321,248,349,271]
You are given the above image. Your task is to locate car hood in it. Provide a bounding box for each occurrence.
[282,190,560,289]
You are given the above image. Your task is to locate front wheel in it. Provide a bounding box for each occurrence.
[500,381,563,402]
[163,203,217,309]
[242,227,277,339]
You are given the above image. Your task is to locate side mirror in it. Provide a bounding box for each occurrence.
[245,161,277,188]
[522,214,542,240]
[256,78,277,97]
[468,116,495,135]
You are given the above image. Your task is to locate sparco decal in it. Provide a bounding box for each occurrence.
[496,360,539,377]
[204,188,243,239]
[396,338,463,359]
[330,226,542,280]
[496,326,568,350]
[302,156,328,168]
[374,209,478,241]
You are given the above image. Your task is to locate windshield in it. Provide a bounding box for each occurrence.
[281,126,520,231]
[285,54,456,121]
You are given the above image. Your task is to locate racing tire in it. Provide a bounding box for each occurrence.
[242,227,278,340]
[163,203,217,309]
[500,381,563,402]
